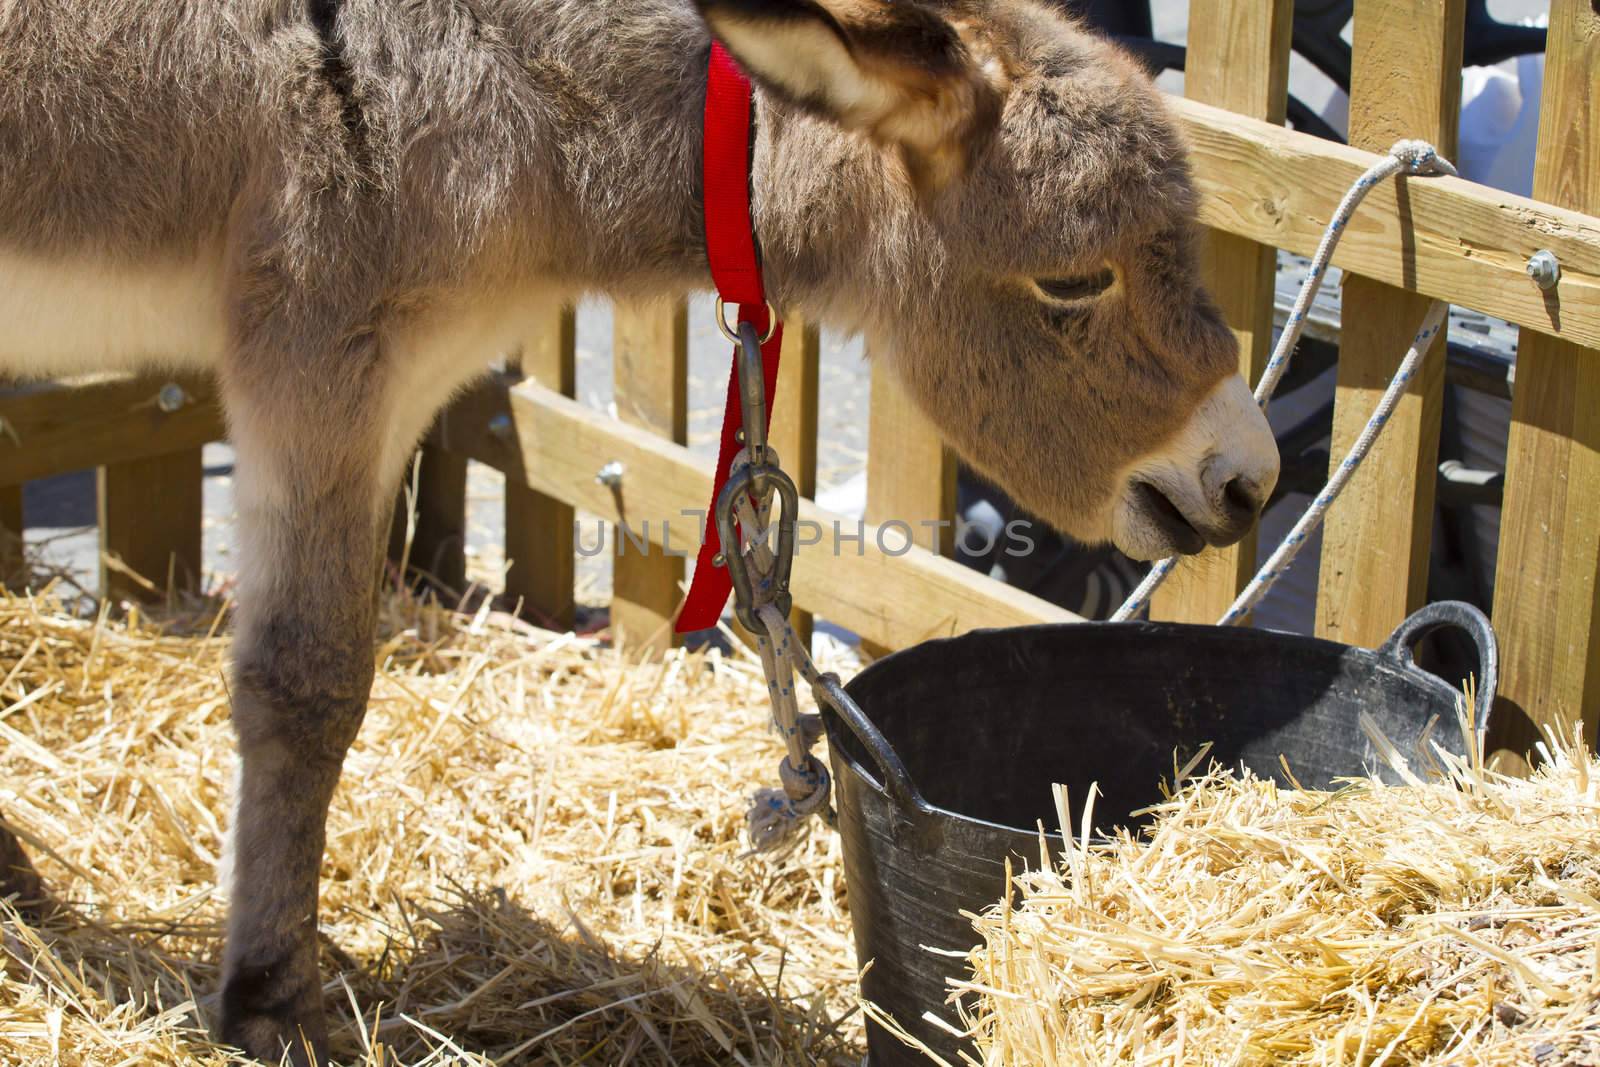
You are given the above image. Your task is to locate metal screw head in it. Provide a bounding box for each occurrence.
[595,460,625,487]
[487,413,514,439]
[157,383,187,414]
[1526,249,1560,291]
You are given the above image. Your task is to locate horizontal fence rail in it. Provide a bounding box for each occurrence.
[1173,98,1600,350]
[430,380,1079,650]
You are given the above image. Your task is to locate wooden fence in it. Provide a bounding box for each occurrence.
[1,0,1595,758]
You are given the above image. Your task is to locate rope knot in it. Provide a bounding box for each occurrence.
[779,753,831,810]
[745,756,833,852]
[1389,139,1458,178]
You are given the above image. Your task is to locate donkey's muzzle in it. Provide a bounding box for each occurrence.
[1129,480,1206,555]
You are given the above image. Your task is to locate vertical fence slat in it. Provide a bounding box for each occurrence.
[769,318,820,650]
[0,484,21,587]
[405,446,469,594]
[1152,0,1291,624]
[1491,0,1600,756]
[610,299,688,653]
[863,355,954,655]
[866,359,954,558]
[99,449,203,603]
[505,307,578,629]
[1314,0,1465,648]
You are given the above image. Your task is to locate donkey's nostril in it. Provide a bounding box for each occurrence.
[1223,476,1265,520]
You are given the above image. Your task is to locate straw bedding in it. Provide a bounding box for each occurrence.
[954,722,1600,1065]
[0,586,863,1065]
[7,580,1600,1067]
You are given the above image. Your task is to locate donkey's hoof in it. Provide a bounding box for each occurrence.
[221,1011,327,1067]
[220,963,328,1066]
[0,830,54,919]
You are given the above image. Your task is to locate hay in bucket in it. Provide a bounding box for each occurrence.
[0,583,863,1064]
[945,710,1600,1066]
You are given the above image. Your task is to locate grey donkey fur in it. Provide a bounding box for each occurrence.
[0,0,1274,1061]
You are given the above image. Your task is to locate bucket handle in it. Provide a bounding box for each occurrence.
[1377,600,1499,733]
[814,674,936,819]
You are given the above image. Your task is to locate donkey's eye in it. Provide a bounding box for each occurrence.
[1035,268,1117,303]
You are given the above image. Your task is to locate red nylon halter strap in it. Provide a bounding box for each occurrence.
[676,42,785,633]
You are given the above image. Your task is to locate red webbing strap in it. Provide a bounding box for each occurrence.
[702,42,764,306]
[677,43,785,633]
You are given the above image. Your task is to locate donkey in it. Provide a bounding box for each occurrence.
[0,0,1278,1060]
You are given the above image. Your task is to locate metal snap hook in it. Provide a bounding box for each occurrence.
[715,463,799,633]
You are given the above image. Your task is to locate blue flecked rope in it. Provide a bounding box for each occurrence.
[1111,139,1458,626]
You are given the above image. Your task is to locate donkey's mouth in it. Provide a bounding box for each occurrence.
[1130,481,1206,556]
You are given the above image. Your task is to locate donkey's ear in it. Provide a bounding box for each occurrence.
[696,0,1009,194]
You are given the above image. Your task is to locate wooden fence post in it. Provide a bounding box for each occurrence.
[0,485,22,587]
[610,299,689,653]
[1151,0,1291,624]
[504,307,578,630]
[0,376,16,588]
[1491,0,1600,756]
[1315,0,1465,649]
[99,448,204,603]
[400,446,468,595]
[864,354,955,655]
[768,319,820,651]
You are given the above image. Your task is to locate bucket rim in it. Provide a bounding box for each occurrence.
[825,604,1496,835]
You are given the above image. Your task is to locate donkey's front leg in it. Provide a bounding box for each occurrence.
[216,356,402,1065]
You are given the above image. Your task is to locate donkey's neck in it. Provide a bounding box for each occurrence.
[376,0,880,316]
[474,0,874,313]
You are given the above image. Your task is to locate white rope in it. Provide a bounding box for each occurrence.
[1111,139,1458,626]
[745,603,833,853]
[1219,301,1447,624]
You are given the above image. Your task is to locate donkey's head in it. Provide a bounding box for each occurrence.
[698,0,1279,560]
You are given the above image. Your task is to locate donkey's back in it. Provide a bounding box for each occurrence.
[0,2,309,379]
[0,0,712,384]
[0,2,262,253]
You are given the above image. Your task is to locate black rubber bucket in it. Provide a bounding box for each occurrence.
[821,601,1498,1065]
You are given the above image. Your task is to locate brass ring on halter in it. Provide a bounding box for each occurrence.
[714,297,777,345]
